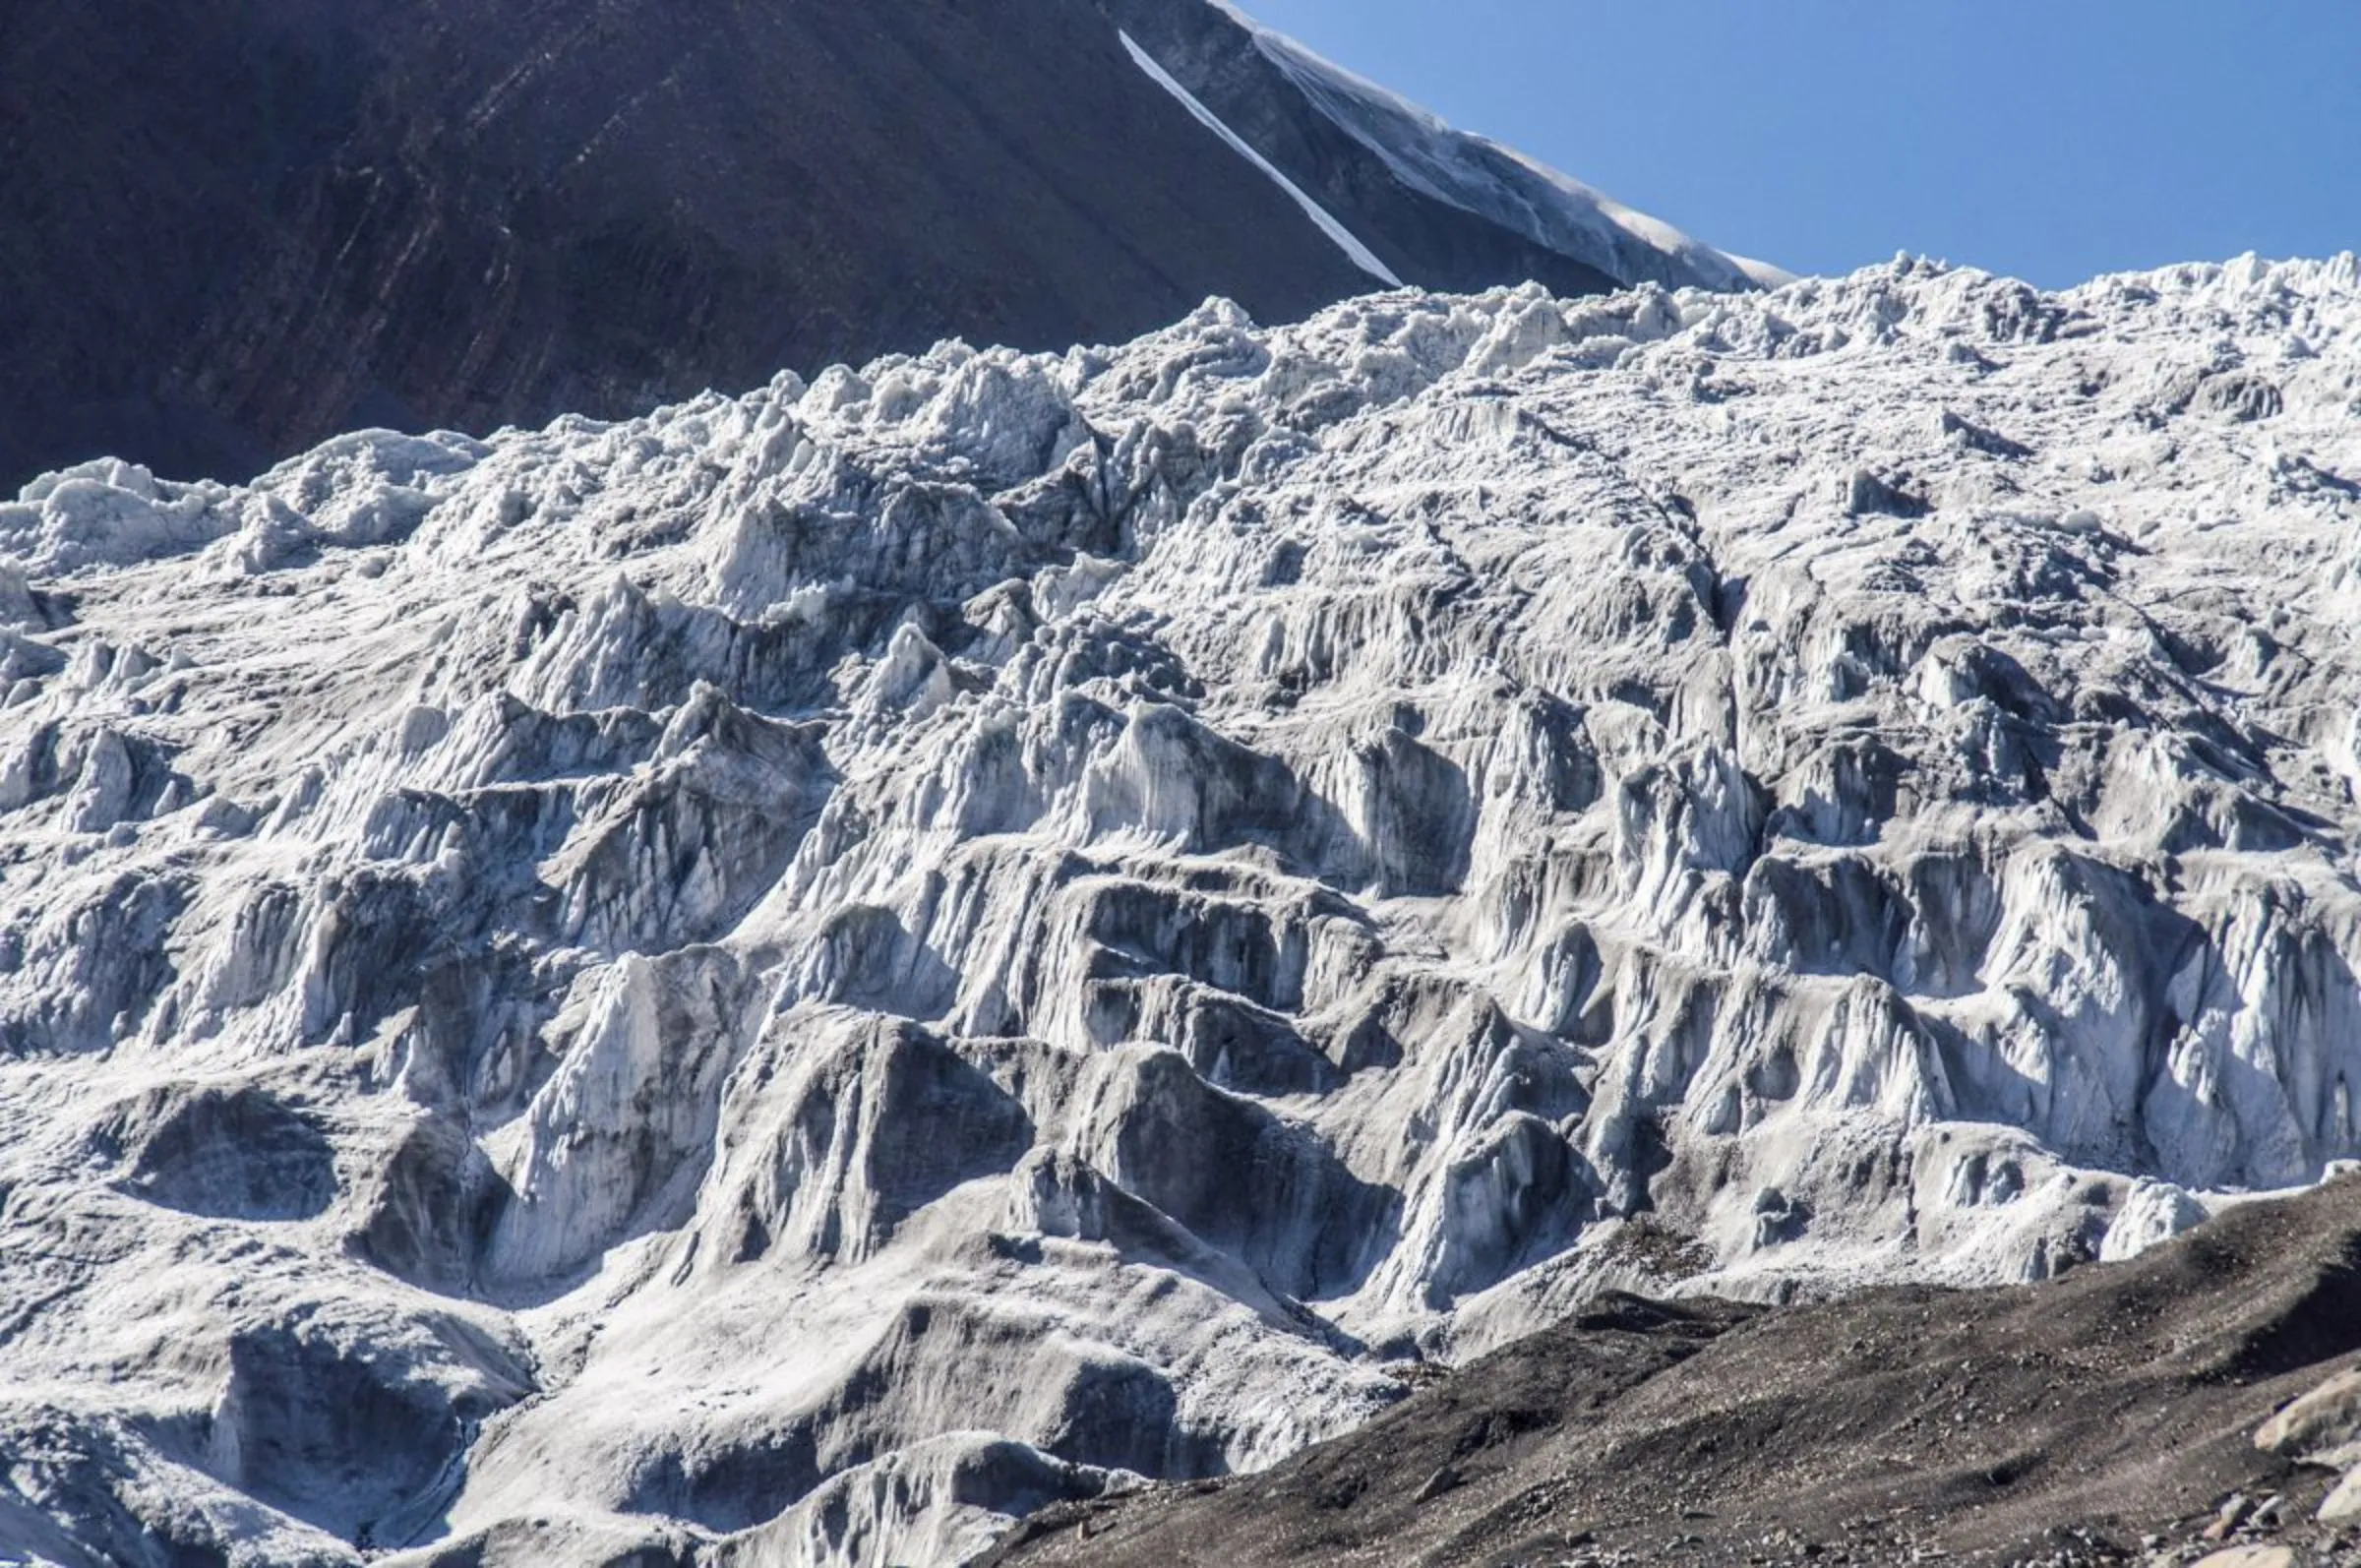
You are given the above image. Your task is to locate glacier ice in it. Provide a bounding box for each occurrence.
[2,253,2361,1563]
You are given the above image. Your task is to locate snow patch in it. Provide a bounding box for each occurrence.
[1120,30,1403,288]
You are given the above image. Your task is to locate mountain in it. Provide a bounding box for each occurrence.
[3,251,2357,1565]
[1100,0,1786,295]
[0,0,1763,495]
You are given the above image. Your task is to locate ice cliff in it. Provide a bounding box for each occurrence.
[2,253,2359,1565]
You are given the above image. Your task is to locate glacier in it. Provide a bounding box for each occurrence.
[2,253,2360,1564]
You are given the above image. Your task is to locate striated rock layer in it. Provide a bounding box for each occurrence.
[3,253,2360,1564]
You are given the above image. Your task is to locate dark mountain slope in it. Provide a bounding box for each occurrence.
[1095,0,1743,296]
[1096,0,1626,300]
[0,0,1760,493]
[990,1176,2361,1567]
[1,0,1375,490]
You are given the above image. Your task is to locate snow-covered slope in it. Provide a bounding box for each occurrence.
[1102,0,1782,297]
[4,253,2360,1565]
[1207,0,1789,292]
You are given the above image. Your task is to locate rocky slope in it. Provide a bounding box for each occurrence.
[986,1173,2361,1567]
[2,252,2359,1564]
[0,0,1760,494]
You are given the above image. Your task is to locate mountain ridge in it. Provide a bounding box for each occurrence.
[0,0,1759,495]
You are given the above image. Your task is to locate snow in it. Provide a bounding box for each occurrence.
[3,254,2361,1564]
[1208,0,1772,291]
[1119,30,1404,288]
[1717,248,1801,290]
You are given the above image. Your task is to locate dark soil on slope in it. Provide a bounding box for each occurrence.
[987,1176,2361,1567]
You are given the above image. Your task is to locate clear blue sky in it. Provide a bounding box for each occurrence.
[1238,0,2360,287]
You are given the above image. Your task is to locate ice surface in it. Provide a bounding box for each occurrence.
[3,254,2361,1564]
